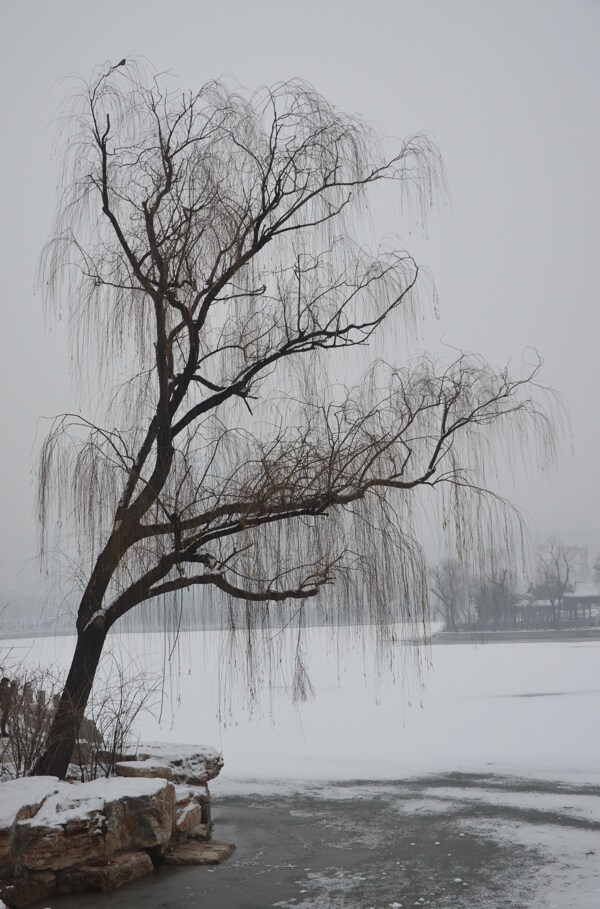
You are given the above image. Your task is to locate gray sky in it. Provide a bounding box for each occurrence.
[1,0,599,595]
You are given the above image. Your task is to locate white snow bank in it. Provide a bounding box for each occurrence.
[114,742,223,784]
[136,742,221,763]
[6,630,600,787]
[0,776,59,829]
[0,775,169,832]
[26,776,169,829]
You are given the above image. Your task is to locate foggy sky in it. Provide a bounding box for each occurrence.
[1,0,599,596]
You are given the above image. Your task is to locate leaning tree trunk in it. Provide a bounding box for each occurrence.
[32,623,107,779]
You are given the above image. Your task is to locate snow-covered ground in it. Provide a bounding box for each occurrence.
[3,629,599,907]
[3,627,598,786]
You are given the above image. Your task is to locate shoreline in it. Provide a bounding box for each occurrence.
[4,625,600,645]
[431,627,600,644]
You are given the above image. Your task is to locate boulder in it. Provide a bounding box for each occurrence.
[0,778,60,874]
[16,777,174,871]
[16,810,104,872]
[115,743,223,785]
[113,760,172,781]
[163,840,235,866]
[58,849,153,894]
[103,778,175,853]
[1,870,57,909]
[0,744,228,907]
[173,784,211,838]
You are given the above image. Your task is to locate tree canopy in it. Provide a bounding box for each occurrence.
[34,61,558,777]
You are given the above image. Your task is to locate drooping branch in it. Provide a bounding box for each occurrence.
[33,61,563,779]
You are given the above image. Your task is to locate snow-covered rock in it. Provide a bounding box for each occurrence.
[13,776,175,873]
[0,777,60,875]
[0,745,232,909]
[173,784,210,838]
[115,742,223,785]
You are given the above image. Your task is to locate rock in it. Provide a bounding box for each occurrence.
[1,870,57,908]
[173,784,211,837]
[0,836,12,879]
[193,784,212,825]
[58,849,153,894]
[0,778,60,874]
[0,745,228,906]
[116,743,223,785]
[16,777,175,871]
[162,840,235,866]
[114,760,172,781]
[174,799,203,835]
[16,811,105,872]
[103,779,175,854]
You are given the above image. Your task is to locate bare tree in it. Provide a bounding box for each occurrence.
[33,61,558,778]
[472,566,518,630]
[530,540,574,629]
[431,559,472,631]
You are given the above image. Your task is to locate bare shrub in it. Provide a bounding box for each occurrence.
[0,666,61,779]
[71,653,160,780]
[0,654,158,781]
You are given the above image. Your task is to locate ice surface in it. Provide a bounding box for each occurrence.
[5,630,599,788]
[4,630,598,909]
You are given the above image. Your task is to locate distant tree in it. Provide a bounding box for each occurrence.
[33,61,558,778]
[430,559,471,631]
[472,567,518,630]
[530,540,574,629]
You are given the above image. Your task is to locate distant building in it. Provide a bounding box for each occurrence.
[515,582,600,629]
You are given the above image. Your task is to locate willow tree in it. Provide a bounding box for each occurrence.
[33,61,556,778]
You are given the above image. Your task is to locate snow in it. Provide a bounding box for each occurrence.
[82,608,107,633]
[3,628,599,905]
[26,775,169,829]
[412,785,600,826]
[0,774,170,832]
[0,776,60,829]
[136,742,221,763]
[4,629,600,787]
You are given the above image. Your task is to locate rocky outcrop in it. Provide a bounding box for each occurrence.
[174,784,210,837]
[163,840,235,866]
[58,849,153,894]
[0,744,233,909]
[115,742,223,785]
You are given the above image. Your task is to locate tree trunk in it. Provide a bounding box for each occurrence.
[32,623,107,779]
[447,603,458,632]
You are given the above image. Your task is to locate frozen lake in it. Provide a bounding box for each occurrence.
[3,627,599,786]
[47,772,600,909]
[3,629,599,907]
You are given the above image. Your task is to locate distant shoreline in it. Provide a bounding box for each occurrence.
[4,626,600,646]
[432,628,600,644]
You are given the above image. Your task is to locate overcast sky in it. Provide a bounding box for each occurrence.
[1,0,599,597]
